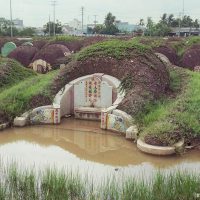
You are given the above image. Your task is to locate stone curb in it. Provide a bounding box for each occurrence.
[137,138,184,156]
[0,123,9,131]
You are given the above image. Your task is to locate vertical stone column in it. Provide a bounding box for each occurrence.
[53,104,61,124]
[101,109,108,129]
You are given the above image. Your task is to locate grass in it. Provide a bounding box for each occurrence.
[172,36,200,56]
[0,57,36,92]
[133,36,165,48]
[51,35,82,42]
[136,66,200,144]
[0,163,199,200]
[75,39,150,61]
[0,70,58,120]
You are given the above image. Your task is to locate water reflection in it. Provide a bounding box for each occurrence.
[0,118,200,179]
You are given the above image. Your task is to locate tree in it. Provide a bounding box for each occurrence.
[145,17,154,36]
[104,12,116,27]
[0,17,18,36]
[102,12,119,35]
[193,19,199,29]
[167,14,175,26]
[139,19,145,26]
[93,24,105,34]
[160,13,168,24]
[18,27,36,36]
[43,20,63,36]
[181,15,193,27]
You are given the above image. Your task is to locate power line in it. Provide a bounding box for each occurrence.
[10,0,13,37]
[94,15,98,28]
[49,15,51,36]
[51,0,57,36]
[81,6,84,33]
[182,0,185,17]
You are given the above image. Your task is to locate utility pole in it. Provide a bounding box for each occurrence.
[49,15,51,36]
[81,6,84,33]
[178,12,181,37]
[182,0,185,17]
[94,15,98,29]
[51,0,57,37]
[10,0,13,38]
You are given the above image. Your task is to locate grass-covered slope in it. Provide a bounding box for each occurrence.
[75,39,150,60]
[0,70,58,123]
[137,66,200,146]
[0,58,36,91]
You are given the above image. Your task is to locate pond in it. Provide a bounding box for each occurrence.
[0,118,200,181]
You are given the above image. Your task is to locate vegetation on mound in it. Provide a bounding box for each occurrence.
[134,37,165,48]
[0,70,58,121]
[75,39,150,61]
[0,163,199,200]
[50,35,82,42]
[171,36,200,57]
[0,58,36,91]
[136,66,200,146]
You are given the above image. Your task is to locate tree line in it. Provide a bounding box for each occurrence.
[0,13,200,37]
[0,18,36,37]
[144,13,200,36]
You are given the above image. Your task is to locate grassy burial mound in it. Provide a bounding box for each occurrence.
[137,66,200,146]
[136,37,179,65]
[0,37,25,51]
[0,70,58,123]
[32,44,71,67]
[8,46,38,67]
[52,40,170,116]
[0,58,37,123]
[0,57,36,90]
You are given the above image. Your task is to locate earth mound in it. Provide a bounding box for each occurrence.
[32,40,47,49]
[0,58,36,89]
[8,46,38,67]
[32,44,71,67]
[153,45,178,65]
[52,40,170,116]
[45,39,83,53]
[181,47,200,70]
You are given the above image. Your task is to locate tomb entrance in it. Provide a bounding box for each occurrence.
[14,73,135,138]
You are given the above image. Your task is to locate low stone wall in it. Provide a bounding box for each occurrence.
[137,138,185,156]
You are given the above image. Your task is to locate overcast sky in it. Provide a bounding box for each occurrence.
[0,0,200,27]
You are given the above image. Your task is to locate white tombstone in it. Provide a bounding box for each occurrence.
[74,77,113,109]
[100,81,112,108]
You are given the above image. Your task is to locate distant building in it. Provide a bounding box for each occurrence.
[68,19,82,31]
[35,27,44,36]
[170,27,200,37]
[115,21,144,33]
[63,19,89,35]
[62,24,74,35]
[13,18,23,30]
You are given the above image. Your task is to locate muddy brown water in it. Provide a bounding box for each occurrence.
[0,118,200,180]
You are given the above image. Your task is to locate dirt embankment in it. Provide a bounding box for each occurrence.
[31,44,71,66]
[181,46,200,70]
[52,50,169,116]
[153,45,179,66]
[8,46,38,67]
